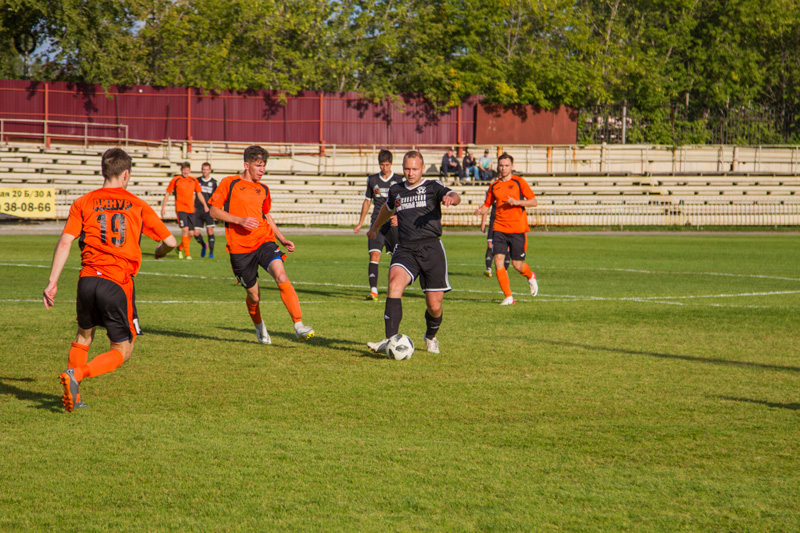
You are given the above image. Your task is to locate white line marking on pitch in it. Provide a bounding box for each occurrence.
[3,262,799,304]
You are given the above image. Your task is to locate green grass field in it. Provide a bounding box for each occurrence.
[1,232,799,531]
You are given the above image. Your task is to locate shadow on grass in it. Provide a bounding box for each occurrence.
[533,338,800,373]
[215,326,388,359]
[717,396,800,411]
[146,327,256,345]
[291,285,428,301]
[0,376,63,412]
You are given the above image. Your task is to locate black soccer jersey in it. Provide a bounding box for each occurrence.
[386,179,452,243]
[366,172,404,221]
[195,177,218,211]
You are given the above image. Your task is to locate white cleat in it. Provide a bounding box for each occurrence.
[529,276,538,297]
[425,337,440,354]
[367,339,389,354]
[254,322,271,344]
[500,296,515,306]
[294,323,315,340]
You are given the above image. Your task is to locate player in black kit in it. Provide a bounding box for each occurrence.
[193,162,218,258]
[353,150,404,300]
[366,150,461,355]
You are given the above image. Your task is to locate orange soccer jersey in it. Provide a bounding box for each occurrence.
[208,175,276,254]
[166,175,202,213]
[62,187,173,285]
[483,175,536,234]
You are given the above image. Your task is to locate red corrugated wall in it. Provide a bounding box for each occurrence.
[0,80,574,146]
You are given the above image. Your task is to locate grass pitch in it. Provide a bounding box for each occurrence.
[1,232,799,531]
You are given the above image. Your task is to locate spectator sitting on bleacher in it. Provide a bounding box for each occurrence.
[441,148,464,185]
[479,149,494,181]
[463,148,479,183]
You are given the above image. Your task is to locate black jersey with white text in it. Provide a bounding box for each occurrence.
[386,179,452,243]
[195,177,218,211]
[365,172,404,221]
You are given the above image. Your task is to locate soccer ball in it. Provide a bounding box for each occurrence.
[387,334,414,360]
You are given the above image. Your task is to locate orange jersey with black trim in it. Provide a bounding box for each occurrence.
[62,187,173,285]
[483,175,536,233]
[208,175,276,254]
[166,175,201,213]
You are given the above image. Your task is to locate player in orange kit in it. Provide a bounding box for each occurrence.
[208,145,314,344]
[160,162,209,260]
[474,153,538,305]
[43,148,177,412]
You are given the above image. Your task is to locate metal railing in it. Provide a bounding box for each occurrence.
[0,118,129,147]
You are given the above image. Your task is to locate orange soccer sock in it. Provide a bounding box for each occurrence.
[278,281,302,323]
[246,296,262,324]
[496,268,513,298]
[181,236,191,256]
[74,349,124,381]
[68,342,90,369]
[519,263,534,280]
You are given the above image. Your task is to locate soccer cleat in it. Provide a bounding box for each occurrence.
[208,253,214,259]
[177,249,185,260]
[294,323,315,340]
[200,242,207,258]
[59,368,80,412]
[185,255,193,260]
[425,336,440,354]
[484,268,492,278]
[367,339,389,354]
[500,296,515,305]
[529,275,538,297]
[74,400,89,409]
[365,291,378,301]
[254,322,271,344]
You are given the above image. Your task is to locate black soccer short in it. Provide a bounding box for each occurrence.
[390,238,451,292]
[492,231,528,261]
[192,209,216,229]
[76,275,141,343]
[368,220,398,254]
[229,241,286,290]
[177,211,196,231]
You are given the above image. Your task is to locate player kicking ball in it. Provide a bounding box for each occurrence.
[208,145,314,344]
[366,150,460,355]
[43,148,177,412]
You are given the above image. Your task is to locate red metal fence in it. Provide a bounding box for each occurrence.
[0,80,490,147]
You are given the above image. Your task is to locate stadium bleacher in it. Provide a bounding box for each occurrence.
[1,141,799,226]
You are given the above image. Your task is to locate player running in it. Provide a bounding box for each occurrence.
[192,162,218,258]
[160,162,209,260]
[353,149,404,300]
[366,150,461,355]
[474,152,538,305]
[43,148,177,412]
[208,145,314,344]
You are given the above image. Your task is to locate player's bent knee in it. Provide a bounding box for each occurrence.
[111,341,134,362]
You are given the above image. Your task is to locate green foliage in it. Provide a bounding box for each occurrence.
[0,0,799,135]
[2,233,800,529]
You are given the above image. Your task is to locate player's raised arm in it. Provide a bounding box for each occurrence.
[443,190,461,206]
[506,196,537,207]
[209,205,259,230]
[43,233,76,309]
